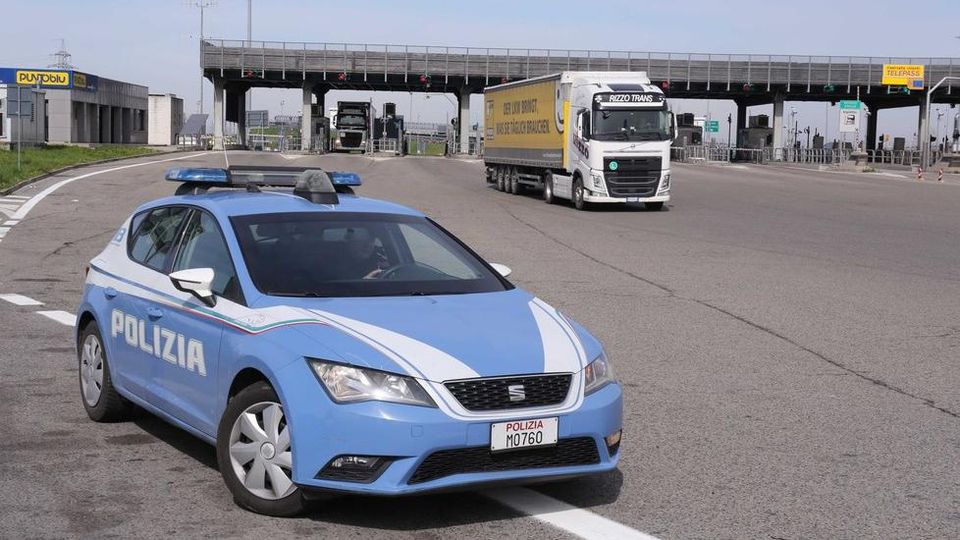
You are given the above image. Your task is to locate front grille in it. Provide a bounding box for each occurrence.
[340,132,364,148]
[444,374,572,411]
[408,437,600,484]
[604,156,662,197]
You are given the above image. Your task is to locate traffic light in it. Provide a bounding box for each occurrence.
[242,68,263,79]
[661,80,670,91]
[823,84,836,93]
[337,72,347,81]
[742,83,755,93]
[419,74,432,88]
[885,86,910,95]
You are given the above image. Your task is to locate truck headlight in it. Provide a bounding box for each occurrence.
[583,352,616,395]
[659,173,671,192]
[590,171,605,190]
[309,359,436,407]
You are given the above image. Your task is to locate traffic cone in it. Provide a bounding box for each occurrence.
[938,168,944,183]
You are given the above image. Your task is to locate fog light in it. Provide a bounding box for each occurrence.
[317,455,392,483]
[605,430,622,456]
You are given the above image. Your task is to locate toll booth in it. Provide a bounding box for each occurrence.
[672,113,702,147]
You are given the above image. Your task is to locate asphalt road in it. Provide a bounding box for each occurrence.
[0,151,958,539]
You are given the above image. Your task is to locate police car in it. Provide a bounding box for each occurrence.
[75,165,622,516]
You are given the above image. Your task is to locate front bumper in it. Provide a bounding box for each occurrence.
[278,361,623,496]
[584,191,670,203]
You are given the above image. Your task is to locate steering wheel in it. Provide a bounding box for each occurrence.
[377,262,421,280]
[378,262,449,280]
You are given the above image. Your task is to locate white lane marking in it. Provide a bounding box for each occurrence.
[0,226,9,238]
[484,487,660,540]
[0,206,18,219]
[279,153,306,160]
[2,195,30,200]
[9,152,210,222]
[36,310,77,327]
[0,293,44,306]
[4,220,19,226]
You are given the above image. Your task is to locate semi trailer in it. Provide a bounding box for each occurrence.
[483,71,675,210]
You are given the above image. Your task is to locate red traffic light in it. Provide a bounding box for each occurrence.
[661,80,670,90]
[501,77,508,84]
[337,72,347,81]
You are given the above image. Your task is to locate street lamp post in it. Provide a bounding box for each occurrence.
[921,76,960,170]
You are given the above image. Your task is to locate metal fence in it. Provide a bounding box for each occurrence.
[671,145,952,167]
[202,39,960,93]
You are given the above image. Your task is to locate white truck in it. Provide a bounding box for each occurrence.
[483,71,675,210]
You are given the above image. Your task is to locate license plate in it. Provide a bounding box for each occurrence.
[490,417,559,452]
[626,197,640,202]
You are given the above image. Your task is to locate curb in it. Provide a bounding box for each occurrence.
[1,148,193,197]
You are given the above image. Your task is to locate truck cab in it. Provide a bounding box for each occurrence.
[565,74,674,209]
[334,101,370,152]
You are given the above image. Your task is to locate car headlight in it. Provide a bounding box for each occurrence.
[590,171,605,190]
[659,173,671,191]
[308,359,436,407]
[583,352,615,395]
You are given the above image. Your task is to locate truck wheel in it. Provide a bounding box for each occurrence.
[79,321,131,422]
[572,178,588,211]
[496,167,506,191]
[645,202,665,211]
[543,173,555,204]
[509,167,521,195]
[217,381,305,517]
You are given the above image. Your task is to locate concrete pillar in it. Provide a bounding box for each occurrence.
[917,98,928,154]
[313,87,327,115]
[865,103,879,151]
[213,77,225,150]
[101,106,112,143]
[734,100,748,147]
[237,90,247,148]
[772,93,784,160]
[301,81,314,151]
[457,87,470,154]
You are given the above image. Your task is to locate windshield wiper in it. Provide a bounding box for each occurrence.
[266,290,323,298]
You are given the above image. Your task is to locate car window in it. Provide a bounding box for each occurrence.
[173,210,243,304]
[231,212,508,298]
[129,207,190,272]
[397,223,482,280]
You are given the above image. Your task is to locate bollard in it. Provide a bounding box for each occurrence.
[938,168,944,183]
[917,167,924,181]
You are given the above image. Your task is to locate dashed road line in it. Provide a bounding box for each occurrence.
[484,487,660,540]
[36,310,77,327]
[0,293,44,306]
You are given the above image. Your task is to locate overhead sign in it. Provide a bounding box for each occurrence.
[881,64,924,89]
[705,120,720,132]
[0,67,81,89]
[839,100,862,110]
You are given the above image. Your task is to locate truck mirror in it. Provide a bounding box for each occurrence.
[669,112,677,141]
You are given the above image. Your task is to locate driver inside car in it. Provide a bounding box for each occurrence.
[343,228,389,279]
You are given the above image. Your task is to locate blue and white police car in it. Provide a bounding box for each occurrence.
[75,166,622,516]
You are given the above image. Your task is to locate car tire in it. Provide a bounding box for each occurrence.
[217,381,305,517]
[79,320,131,422]
[543,173,555,204]
[645,201,665,211]
[496,166,506,191]
[573,177,588,211]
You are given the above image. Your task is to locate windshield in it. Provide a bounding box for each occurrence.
[591,109,670,141]
[337,114,366,128]
[231,212,509,298]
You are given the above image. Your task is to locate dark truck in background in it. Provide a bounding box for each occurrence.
[334,101,371,152]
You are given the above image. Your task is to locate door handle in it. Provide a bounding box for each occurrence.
[104,287,118,299]
[146,307,164,320]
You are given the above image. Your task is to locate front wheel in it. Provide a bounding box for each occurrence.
[496,166,506,191]
[79,321,131,422]
[645,201,665,211]
[572,177,588,211]
[217,381,305,517]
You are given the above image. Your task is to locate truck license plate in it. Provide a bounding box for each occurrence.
[490,417,559,452]
[626,197,640,202]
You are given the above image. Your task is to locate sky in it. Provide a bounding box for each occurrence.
[4,0,960,145]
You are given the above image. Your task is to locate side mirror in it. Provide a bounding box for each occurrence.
[669,112,677,141]
[170,268,217,307]
[490,263,512,278]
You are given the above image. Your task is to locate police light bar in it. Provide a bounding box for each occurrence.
[165,167,231,183]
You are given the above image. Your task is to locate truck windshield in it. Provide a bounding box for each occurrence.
[592,109,670,141]
[337,115,366,128]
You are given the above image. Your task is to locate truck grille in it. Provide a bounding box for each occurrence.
[604,156,662,197]
[407,437,600,484]
[444,374,572,412]
[340,132,364,148]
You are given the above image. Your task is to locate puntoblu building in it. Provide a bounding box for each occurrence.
[0,67,148,146]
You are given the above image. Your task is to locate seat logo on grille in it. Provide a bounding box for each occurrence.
[507,384,526,402]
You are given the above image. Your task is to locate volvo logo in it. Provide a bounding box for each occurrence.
[508,384,526,402]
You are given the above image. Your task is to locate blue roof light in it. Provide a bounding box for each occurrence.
[165,167,231,183]
[329,171,362,186]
